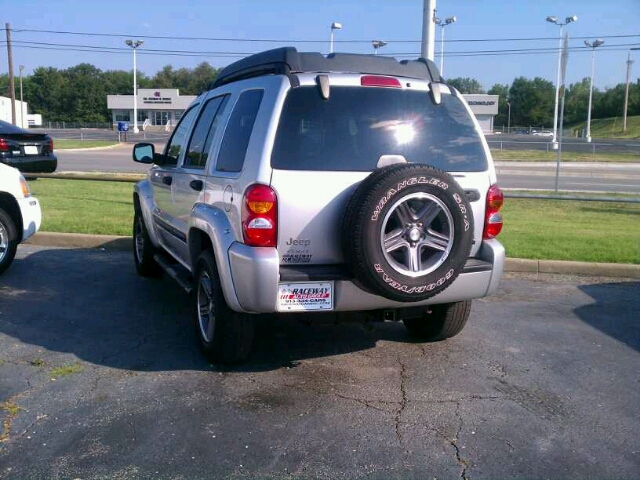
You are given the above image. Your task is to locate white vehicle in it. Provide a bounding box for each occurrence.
[0,163,42,274]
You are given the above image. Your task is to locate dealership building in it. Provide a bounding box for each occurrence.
[106,89,196,130]
[106,89,498,133]
[463,94,499,133]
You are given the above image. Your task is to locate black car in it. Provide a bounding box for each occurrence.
[0,120,57,173]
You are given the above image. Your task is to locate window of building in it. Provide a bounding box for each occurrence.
[184,96,229,169]
[216,90,263,173]
[153,111,170,126]
[175,110,184,122]
[114,110,130,122]
[137,110,148,123]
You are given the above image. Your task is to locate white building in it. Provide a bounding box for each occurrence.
[0,96,28,128]
[106,88,196,130]
[463,94,499,133]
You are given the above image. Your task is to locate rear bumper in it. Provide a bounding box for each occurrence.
[227,239,505,314]
[1,155,58,173]
[17,196,42,242]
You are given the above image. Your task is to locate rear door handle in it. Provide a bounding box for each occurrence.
[162,176,173,186]
[189,179,204,191]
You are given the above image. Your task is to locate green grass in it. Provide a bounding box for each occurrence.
[49,363,83,378]
[568,115,640,139]
[28,179,640,264]
[1,401,23,416]
[501,198,640,264]
[30,179,133,236]
[55,139,119,149]
[491,149,640,163]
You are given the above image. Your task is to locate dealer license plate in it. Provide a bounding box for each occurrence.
[24,146,38,155]
[277,282,333,312]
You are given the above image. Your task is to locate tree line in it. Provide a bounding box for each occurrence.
[448,76,640,129]
[0,62,221,123]
[0,63,638,127]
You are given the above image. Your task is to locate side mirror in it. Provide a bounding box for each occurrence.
[133,143,157,164]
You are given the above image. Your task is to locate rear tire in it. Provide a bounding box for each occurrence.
[0,207,19,276]
[133,209,162,278]
[193,250,254,364]
[402,300,471,341]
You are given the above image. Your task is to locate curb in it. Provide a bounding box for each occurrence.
[25,232,640,279]
[57,143,124,152]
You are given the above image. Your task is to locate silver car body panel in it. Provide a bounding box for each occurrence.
[225,238,505,314]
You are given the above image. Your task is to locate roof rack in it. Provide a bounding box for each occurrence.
[212,47,442,89]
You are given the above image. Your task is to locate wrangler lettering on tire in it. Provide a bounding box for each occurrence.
[342,164,474,302]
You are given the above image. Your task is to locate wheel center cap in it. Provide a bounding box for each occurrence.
[408,227,421,242]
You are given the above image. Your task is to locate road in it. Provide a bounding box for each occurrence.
[38,128,640,156]
[1,245,639,478]
[486,134,640,155]
[54,145,640,194]
[495,162,640,194]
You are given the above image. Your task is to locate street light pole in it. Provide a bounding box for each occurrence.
[624,49,638,133]
[434,14,456,76]
[19,65,24,129]
[546,15,577,150]
[329,22,342,54]
[372,40,387,55]
[125,39,144,134]
[507,100,511,134]
[584,39,604,143]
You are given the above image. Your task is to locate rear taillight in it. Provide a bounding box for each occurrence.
[361,75,402,88]
[0,138,8,151]
[242,184,277,247]
[483,184,504,239]
[49,138,54,151]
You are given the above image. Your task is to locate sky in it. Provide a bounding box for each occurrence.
[2,0,639,92]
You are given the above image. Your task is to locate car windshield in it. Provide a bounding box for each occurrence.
[271,86,488,172]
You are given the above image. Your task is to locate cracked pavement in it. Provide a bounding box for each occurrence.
[0,245,639,479]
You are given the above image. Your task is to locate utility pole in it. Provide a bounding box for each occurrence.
[5,23,16,125]
[421,0,436,60]
[623,51,635,133]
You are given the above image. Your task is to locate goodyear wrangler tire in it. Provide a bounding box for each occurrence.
[342,164,474,302]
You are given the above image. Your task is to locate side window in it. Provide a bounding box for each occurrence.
[216,90,264,173]
[183,95,229,169]
[163,105,199,167]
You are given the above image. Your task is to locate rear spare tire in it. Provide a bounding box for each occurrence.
[342,164,473,302]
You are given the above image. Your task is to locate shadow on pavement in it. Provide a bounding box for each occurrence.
[575,282,640,352]
[0,248,412,373]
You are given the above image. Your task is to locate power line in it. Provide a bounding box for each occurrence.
[9,27,640,44]
[3,39,637,59]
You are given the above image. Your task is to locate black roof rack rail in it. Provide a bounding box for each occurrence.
[212,47,442,89]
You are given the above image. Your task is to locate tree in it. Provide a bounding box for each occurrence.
[508,77,555,127]
[189,62,220,95]
[63,63,109,122]
[563,78,591,126]
[488,83,509,128]
[28,67,69,122]
[447,77,485,94]
[151,65,177,89]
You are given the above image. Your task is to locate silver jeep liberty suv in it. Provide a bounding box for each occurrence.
[131,47,505,364]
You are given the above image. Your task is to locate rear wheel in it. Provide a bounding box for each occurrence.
[0,207,19,275]
[193,250,254,364]
[402,300,472,341]
[133,209,162,277]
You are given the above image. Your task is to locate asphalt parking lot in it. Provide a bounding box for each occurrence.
[1,245,639,479]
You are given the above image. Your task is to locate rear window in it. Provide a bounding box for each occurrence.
[271,86,488,172]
